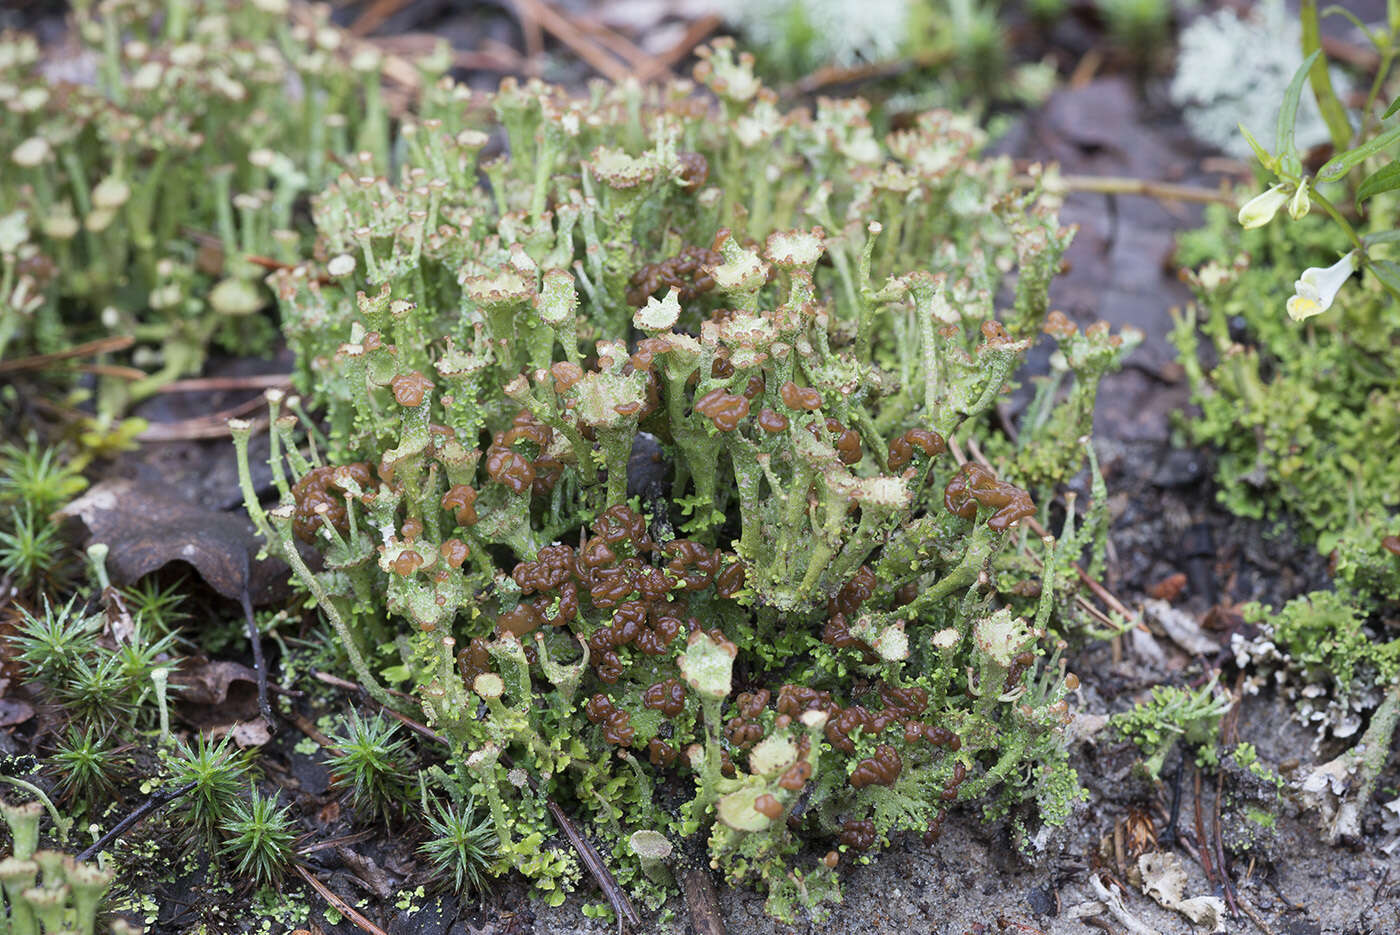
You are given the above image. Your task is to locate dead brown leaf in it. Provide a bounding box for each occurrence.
[0,697,35,727]
[55,478,287,605]
[171,657,262,728]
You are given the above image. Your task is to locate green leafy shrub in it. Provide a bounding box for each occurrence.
[1111,677,1231,779]
[232,43,1138,921]
[1173,207,1397,561]
[1173,16,1400,841]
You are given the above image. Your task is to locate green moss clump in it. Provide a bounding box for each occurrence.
[1111,677,1231,780]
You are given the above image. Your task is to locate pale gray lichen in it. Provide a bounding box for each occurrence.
[711,0,912,68]
[1170,0,1352,158]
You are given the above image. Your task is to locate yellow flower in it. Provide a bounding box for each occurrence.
[1286,251,1358,322]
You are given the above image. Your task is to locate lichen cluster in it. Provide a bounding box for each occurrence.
[0,0,402,411]
[228,43,1141,920]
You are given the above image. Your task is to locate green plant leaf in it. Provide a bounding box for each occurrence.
[1362,228,1400,246]
[1321,5,1383,50]
[1366,257,1400,298]
[1318,125,1400,181]
[1356,160,1400,209]
[1277,48,1323,170]
[1302,0,1354,153]
[1239,124,1277,171]
[1385,94,1400,120]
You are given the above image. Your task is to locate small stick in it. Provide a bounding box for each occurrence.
[1213,771,1238,916]
[1068,48,1103,89]
[75,780,197,862]
[0,335,135,375]
[286,710,334,748]
[635,14,723,83]
[240,584,276,732]
[137,397,272,441]
[296,829,375,856]
[543,797,641,928]
[1157,752,1186,846]
[295,862,390,935]
[71,363,148,381]
[1016,173,1239,207]
[155,373,292,394]
[1192,768,1214,885]
[1235,896,1278,935]
[786,50,954,96]
[348,0,412,36]
[680,866,726,935]
[511,0,630,83]
[313,669,418,705]
[570,13,666,78]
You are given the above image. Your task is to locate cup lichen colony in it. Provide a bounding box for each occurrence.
[232,41,1139,921]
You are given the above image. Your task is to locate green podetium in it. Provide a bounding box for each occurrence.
[0,796,115,935]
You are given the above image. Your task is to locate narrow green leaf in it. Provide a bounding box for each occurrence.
[1384,93,1400,121]
[1277,49,1322,163]
[1362,228,1400,246]
[1321,5,1383,50]
[1302,0,1354,152]
[1238,124,1277,171]
[1317,124,1400,181]
[1356,159,1400,209]
[1367,258,1400,299]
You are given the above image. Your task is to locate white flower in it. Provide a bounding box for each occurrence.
[1238,183,1290,228]
[11,136,50,168]
[1286,250,1358,321]
[1288,178,1311,220]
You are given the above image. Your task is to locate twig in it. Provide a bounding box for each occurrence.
[543,796,641,928]
[295,861,390,935]
[511,0,544,61]
[313,669,418,705]
[680,866,726,935]
[511,0,630,83]
[0,335,135,375]
[75,780,197,862]
[786,49,954,96]
[1068,48,1103,89]
[137,395,272,441]
[1192,768,1214,885]
[240,583,276,732]
[635,14,722,83]
[348,0,412,36]
[1016,173,1238,207]
[570,13,668,79]
[1157,752,1186,847]
[1213,770,1238,916]
[1235,891,1278,935]
[1088,874,1162,935]
[155,373,292,394]
[286,710,335,747]
[71,363,147,381]
[296,829,375,856]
